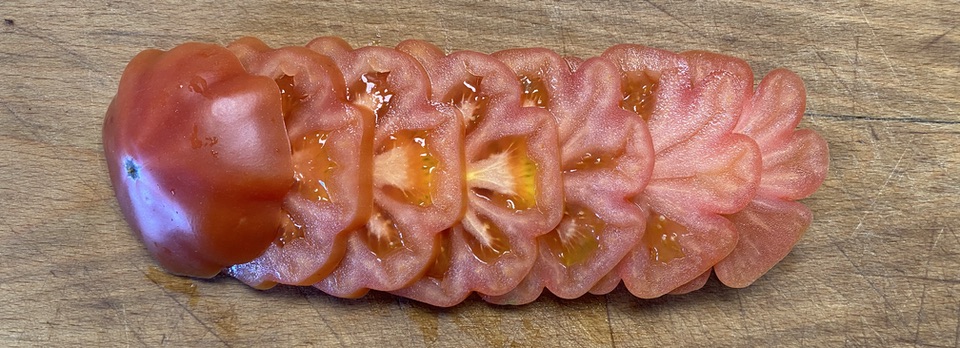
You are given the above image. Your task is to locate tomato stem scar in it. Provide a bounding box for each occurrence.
[124,158,139,180]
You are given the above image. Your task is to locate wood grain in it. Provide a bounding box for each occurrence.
[1,1,957,346]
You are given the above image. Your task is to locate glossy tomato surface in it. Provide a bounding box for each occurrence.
[103,43,294,277]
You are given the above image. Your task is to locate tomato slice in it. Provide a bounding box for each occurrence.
[388,40,564,307]
[600,45,762,298]
[305,37,465,297]
[712,68,829,287]
[220,38,374,288]
[718,198,813,286]
[731,69,829,202]
[103,43,294,277]
[481,49,654,305]
[669,269,711,295]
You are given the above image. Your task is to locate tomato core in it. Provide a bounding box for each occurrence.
[467,136,538,212]
[375,130,438,207]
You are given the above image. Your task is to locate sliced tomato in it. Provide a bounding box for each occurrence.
[220,38,374,288]
[712,68,829,287]
[602,45,762,298]
[106,39,825,304]
[668,269,711,295]
[735,70,829,201]
[305,37,465,297]
[482,49,654,304]
[587,269,621,296]
[103,43,294,277]
[388,40,564,307]
[717,198,813,287]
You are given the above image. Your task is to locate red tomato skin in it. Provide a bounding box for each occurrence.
[103,43,294,277]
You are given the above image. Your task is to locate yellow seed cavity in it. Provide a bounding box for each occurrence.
[347,71,393,123]
[462,211,511,263]
[644,212,686,263]
[361,210,405,259]
[276,74,306,121]
[291,131,337,202]
[543,205,604,267]
[519,75,549,108]
[620,70,659,120]
[275,212,305,247]
[444,76,488,135]
[563,152,619,173]
[426,229,453,280]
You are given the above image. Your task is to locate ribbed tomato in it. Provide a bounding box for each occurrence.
[222,37,375,289]
[305,37,466,298]
[390,40,564,307]
[104,38,827,305]
[713,67,829,288]
[593,45,762,299]
[484,49,654,305]
[103,43,294,277]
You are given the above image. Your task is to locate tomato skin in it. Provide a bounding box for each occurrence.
[103,43,294,277]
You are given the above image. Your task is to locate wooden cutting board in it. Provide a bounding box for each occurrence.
[1,1,957,346]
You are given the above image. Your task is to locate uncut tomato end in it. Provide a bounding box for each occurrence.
[103,43,294,278]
